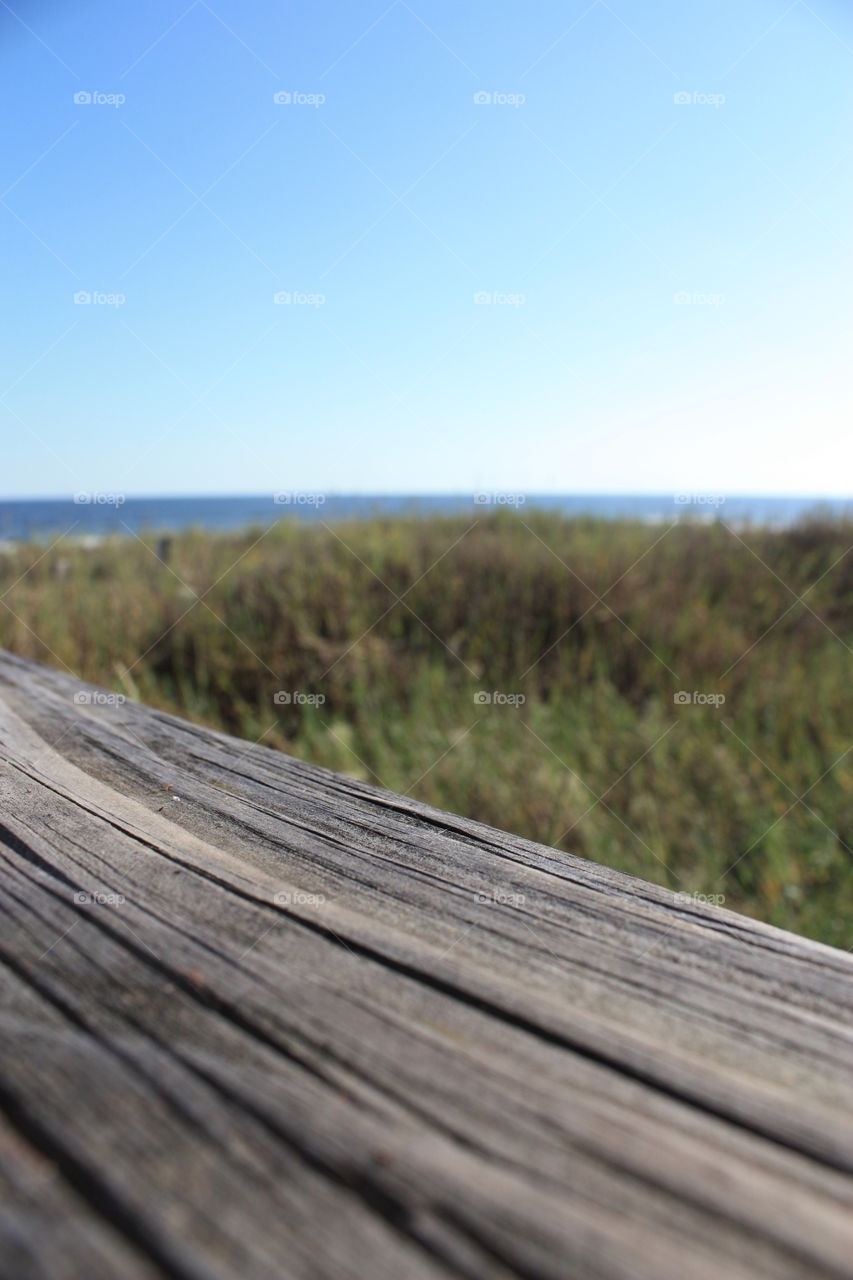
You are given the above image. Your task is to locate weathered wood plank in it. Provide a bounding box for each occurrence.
[1,649,852,1279]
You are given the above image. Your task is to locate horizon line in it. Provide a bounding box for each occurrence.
[4,491,853,504]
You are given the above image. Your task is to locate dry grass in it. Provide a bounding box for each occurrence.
[2,511,852,946]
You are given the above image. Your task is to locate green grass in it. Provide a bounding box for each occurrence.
[2,511,852,947]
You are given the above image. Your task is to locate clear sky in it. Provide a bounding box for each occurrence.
[2,0,852,498]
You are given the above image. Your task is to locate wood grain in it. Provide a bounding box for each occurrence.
[1,648,852,1279]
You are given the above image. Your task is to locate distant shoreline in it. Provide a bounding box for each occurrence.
[1,493,852,544]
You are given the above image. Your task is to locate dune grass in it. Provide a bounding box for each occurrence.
[2,511,852,947]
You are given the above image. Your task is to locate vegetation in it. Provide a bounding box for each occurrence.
[2,512,852,947]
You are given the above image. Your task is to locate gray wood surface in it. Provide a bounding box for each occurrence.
[1,648,852,1280]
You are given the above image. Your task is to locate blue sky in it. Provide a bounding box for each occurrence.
[2,0,852,498]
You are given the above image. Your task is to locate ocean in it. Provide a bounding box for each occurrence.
[1,493,851,544]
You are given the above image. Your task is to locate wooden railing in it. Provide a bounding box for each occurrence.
[1,648,852,1279]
